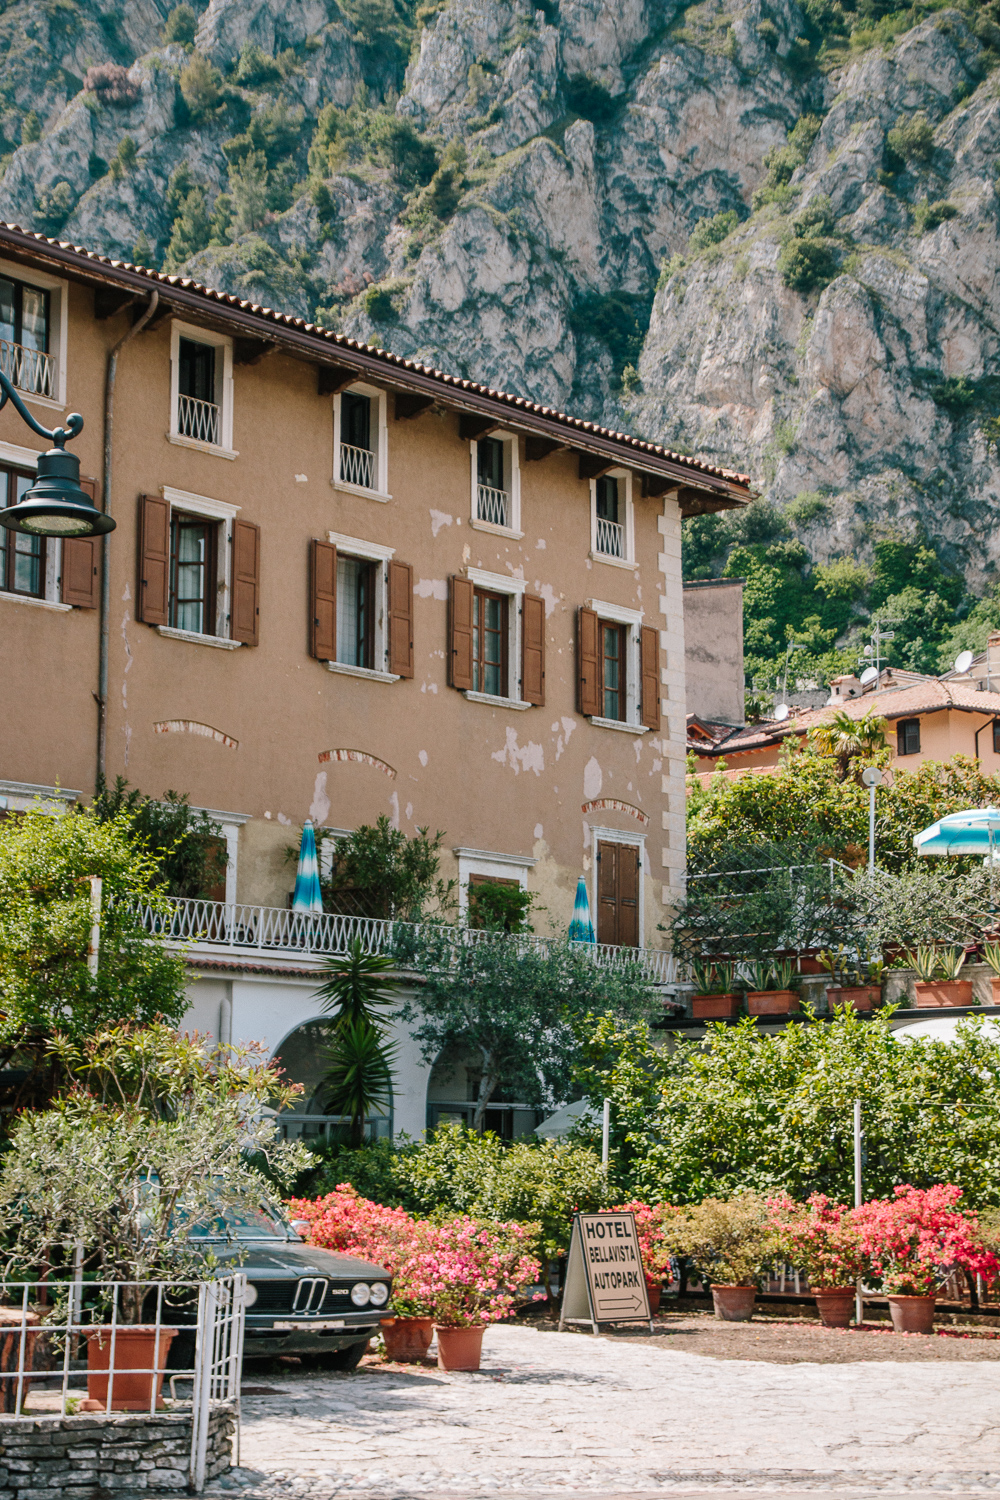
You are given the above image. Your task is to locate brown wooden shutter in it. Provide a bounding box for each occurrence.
[596,842,617,945]
[640,624,660,730]
[578,605,600,716]
[388,559,413,678]
[618,842,640,947]
[310,539,337,660]
[137,494,170,625]
[231,518,260,645]
[61,481,100,608]
[449,575,474,690]
[521,592,545,706]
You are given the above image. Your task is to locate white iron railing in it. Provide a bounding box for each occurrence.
[477,483,509,527]
[138,897,681,986]
[0,1275,244,1492]
[0,340,55,398]
[340,442,375,488]
[177,393,221,445]
[595,516,625,558]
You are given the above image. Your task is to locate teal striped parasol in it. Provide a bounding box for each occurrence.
[292,819,323,913]
[568,876,595,943]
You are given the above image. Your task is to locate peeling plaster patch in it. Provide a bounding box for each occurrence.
[652,758,662,772]
[418,750,428,767]
[583,757,603,801]
[154,720,238,748]
[414,578,447,600]
[420,680,439,694]
[536,583,559,618]
[318,748,396,778]
[462,543,471,564]
[295,474,308,483]
[536,539,546,550]
[534,823,544,839]
[562,716,575,741]
[264,812,271,819]
[389,791,400,829]
[505,562,525,579]
[635,740,644,764]
[429,509,453,538]
[277,812,291,826]
[553,714,577,761]
[491,727,545,776]
[405,802,413,820]
[310,771,331,825]
[122,723,131,767]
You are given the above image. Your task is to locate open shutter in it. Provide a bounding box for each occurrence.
[578,605,600,716]
[449,575,474,690]
[640,624,660,730]
[618,843,640,948]
[231,518,260,645]
[309,539,337,660]
[387,559,413,678]
[61,477,99,608]
[137,493,170,625]
[521,592,545,706]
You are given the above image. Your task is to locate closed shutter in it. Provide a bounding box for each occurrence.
[231,518,260,645]
[310,539,337,660]
[62,478,99,607]
[388,559,414,678]
[596,841,618,945]
[449,575,474,690]
[578,605,600,716]
[640,624,660,730]
[521,592,545,706]
[596,839,640,948]
[137,494,170,625]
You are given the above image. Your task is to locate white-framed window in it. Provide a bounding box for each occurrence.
[590,469,634,566]
[470,430,521,537]
[588,596,647,732]
[0,778,80,815]
[454,846,537,921]
[333,384,389,499]
[169,319,236,458]
[325,530,398,682]
[464,566,531,708]
[589,824,646,949]
[194,807,251,905]
[0,440,69,612]
[156,486,242,646]
[0,256,68,410]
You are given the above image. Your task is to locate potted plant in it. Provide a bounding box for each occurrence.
[768,1193,864,1328]
[604,1201,677,1313]
[420,1217,541,1371]
[670,1193,777,1321]
[690,959,741,1021]
[744,959,799,1017]
[905,946,974,1008]
[851,1184,998,1334]
[982,943,1000,1006]
[820,946,883,1013]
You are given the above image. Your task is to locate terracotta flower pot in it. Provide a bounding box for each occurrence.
[827,986,880,1012]
[380,1316,434,1363]
[813,1287,856,1328]
[646,1283,661,1315]
[746,990,797,1016]
[886,1294,936,1334]
[914,980,974,1009]
[692,993,741,1019]
[0,1308,40,1414]
[991,976,1000,1005]
[711,1284,756,1321]
[796,956,826,975]
[435,1323,485,1372]
[84,1326,176,1411]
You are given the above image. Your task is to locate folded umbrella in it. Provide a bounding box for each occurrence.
[568,875,595,943]
[292,819,323,913]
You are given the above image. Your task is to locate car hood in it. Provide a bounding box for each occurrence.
[204,1239,389,1280]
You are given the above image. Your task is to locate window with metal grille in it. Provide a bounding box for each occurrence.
[336,555,376,668]
[169,511,217,634]
[473,588,507,696]
[897,718,920,756]
[476,437,508,526]
[0,467,42,597]
[594,475,624,558]
[339,391,376,489]
[177,338,220,444]
[0,276,52,398]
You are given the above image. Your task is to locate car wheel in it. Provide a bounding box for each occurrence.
[321,1339,369,1372]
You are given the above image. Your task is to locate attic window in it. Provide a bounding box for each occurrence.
[897,718,920,756]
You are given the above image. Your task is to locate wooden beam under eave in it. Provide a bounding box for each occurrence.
[524,435,567,463]
[233,336,278,366]
[677,484,743,517]
[317,363,359,396]
[578,452,617,481]
[640,474,676,499]
[94,287,137,321]
[458,413,498,442]
[395,391,435,421]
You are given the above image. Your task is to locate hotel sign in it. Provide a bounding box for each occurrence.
[559,1211,652,1332]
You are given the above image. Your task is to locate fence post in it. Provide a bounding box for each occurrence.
[189,1281,216,1493]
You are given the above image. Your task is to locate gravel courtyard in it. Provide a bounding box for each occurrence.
[204,1322,1000,1499]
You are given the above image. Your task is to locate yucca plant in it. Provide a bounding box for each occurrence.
[746,959,773,992]
[903,946,941,982]
[771,958,796,991]
[936,946,967,981]
[983,943,1000,977]
[716,959,738,992]
[691,958,720,996]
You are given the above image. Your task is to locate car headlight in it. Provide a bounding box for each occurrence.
[243,1283,258,1308]
[350,1282,371,1307]
[369,1282,389,1307]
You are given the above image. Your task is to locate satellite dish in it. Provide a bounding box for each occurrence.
[863,645,873,657]
[774,704,790,722]
[859,666,879,686]
[955,650,974,674]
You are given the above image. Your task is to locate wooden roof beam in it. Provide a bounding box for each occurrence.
[317,363,359,396]
[233,336,278,366]
[640,474,676,499]
[458,413,499,442]
[578,452,617,481]
[94,287,137,321]
[524,435,568,463]
[395,392,435,421]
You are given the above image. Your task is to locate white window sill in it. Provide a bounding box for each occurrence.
[463,690,532,710]
[17,391,64,413]
[0,591,70,612]
[168,432,238,461]
[156,625,242,649]
[325,660,400,684]
[588,716,650,734]
[589,549,636,570]
[332,479,392,503]
[470,518,523,540]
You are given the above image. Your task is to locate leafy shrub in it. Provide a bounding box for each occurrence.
[565,73,617,123]
[232,41,283,87]
[792,193,833,237]
[34,181,74,235]
[91,776,226,899]
[887,110,935,164]
[784,490,828,526]
[569,290,653,385]
[162,163,211,269]
[669,1193,779,1288]
[757,17,779,48]
[932,374,976,413]
[163,3,197,45]
[852,1184,998,1296]
[778,235,838,292]
[320,815,454,920]
[655,252,685,291]
[467,879,535,933]
[365,113,438,190]
[20,110,40,144]
[83,62,139,107]
[179,52,224,119]
[688,208,739,253]
[913,198,958,235]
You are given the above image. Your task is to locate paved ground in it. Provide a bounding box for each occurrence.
[202,1323,1000,1498]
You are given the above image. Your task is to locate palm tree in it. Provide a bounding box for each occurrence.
[315,939,398,1145]
[810,710,889,781]
[315,938,397,1026]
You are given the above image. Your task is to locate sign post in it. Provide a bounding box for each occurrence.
[559,1211,652,1334]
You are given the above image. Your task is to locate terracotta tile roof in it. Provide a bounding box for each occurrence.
[184,955,321,977]
[0,222,752,498]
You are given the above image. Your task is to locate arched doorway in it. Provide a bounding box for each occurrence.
[425,1043,542,1139]
[270,1019,393,1143]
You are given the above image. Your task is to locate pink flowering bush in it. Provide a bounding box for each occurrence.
[767,1193,864,1288]
[850,1184,999,1296]
[605,1201,678,1289]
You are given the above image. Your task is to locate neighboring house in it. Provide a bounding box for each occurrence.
[683,578,745,728]
[0,223,750,1137]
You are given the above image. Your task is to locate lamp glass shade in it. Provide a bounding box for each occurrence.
[0,448,114,538]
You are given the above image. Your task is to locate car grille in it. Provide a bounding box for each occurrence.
[249,1278,353,1315]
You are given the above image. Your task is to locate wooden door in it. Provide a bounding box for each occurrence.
[596,841,640,948]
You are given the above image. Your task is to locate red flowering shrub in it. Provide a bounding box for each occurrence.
[849,1184,999,1296]
[768,1193,863,1288]
[605,1201,678,1288]
[84,63,140,106]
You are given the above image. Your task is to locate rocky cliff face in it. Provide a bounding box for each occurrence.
[0,0,996,597]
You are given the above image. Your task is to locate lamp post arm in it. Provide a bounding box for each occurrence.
[0,369,83,447]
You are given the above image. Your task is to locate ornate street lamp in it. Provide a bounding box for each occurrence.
[0,372,113,538]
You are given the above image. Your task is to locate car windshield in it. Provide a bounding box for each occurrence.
[179,1204,293,1240]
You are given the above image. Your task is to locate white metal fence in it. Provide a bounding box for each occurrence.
[177,393,221,445]
[0,340,56,398]
[138,896,681,985]
[340,442,375,488]
[595,516,625,558]
[0,1275,244,1492]
[476,482,509,527]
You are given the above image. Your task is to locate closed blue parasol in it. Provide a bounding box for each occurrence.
[914,807,1000,858]
[568,876,595,943]
[292,819,323,913]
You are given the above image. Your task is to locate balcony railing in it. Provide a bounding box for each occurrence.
[138,897,681,986]
[0,340,56,399]
[177,393,220,445]
[340,442,375,489]
[477,483,509,527]
[595,516,625,558]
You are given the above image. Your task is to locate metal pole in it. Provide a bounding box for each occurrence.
[868,782,876,872]
[87,876,102,978]
[854,1099,863,1327]
[601,1098,610,1168]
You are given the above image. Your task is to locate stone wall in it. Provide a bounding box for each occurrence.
[0,1402,234,1497]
